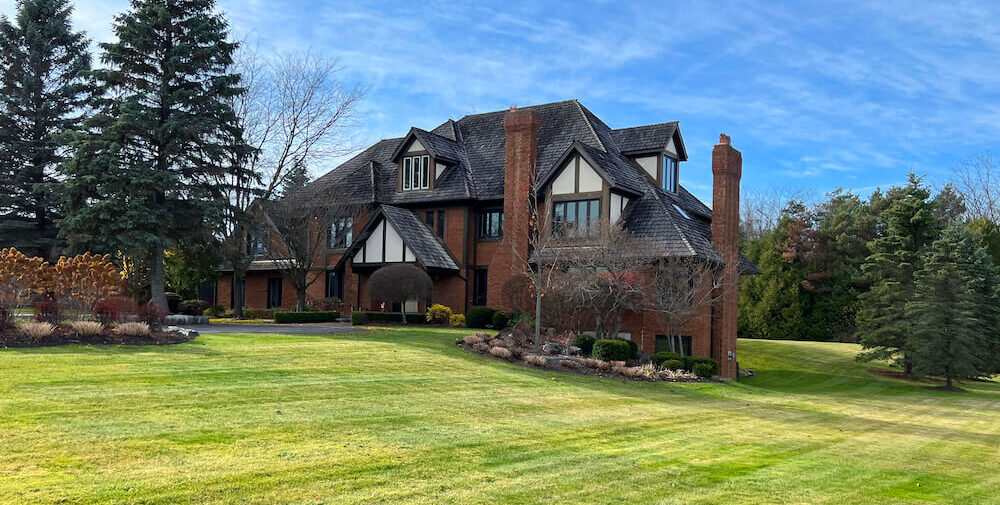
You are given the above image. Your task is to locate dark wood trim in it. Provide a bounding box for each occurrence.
[551,191,602,201]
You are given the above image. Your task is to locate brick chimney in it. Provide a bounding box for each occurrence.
[487,107,539,308]
[711,133,742,380]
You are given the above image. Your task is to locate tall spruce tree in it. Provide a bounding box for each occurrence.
[0,0,91,261]
[855,174,939,374]
[60,0,251,309]
[907,224,1000,388]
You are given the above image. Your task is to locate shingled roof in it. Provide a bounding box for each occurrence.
[305,99,752,271]
[338,205,460,272]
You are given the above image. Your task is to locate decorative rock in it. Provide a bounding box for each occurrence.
[568,346,582,356]
[542,341,564,355]
[164,315,210,325]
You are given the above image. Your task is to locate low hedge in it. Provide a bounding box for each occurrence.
[687,357,718,377]
[466,306,495,329]
[660,359,685,371]
[592,339,631,361]
[350,311,428,325]
[274,311,340,323]
[491,310,510,329]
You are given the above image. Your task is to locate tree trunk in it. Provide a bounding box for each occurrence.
[150,245,168,311]
[946,375,953,389]
[233,264,247,318]
[401,303,407,324]
[534,290,542,350]
[296,288,307,312]
[904,355,913,378]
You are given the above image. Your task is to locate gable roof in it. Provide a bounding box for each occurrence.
[340,205,460,272]
[611,122,687,160]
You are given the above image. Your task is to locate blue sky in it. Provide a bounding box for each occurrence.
[5,0,1000,202]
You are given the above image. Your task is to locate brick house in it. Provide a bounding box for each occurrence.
[217,100,755,378]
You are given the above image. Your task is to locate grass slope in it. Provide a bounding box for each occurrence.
[1,329,998,504]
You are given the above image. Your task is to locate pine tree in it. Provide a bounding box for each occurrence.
[907,224,998,388]
[855,174,939,374]
[60,0,251,309]
[0,0,91,261]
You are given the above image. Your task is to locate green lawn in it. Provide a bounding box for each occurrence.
[1,329,998,504]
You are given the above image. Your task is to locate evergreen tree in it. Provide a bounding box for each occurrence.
[60,0,251,309]
[907,224,1000,388]
[855,174,939,374]
[0,0,91,261]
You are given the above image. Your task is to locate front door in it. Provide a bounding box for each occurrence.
[267,278,282,309]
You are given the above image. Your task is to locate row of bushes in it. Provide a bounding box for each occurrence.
[350,311,428,325]
[652,351,719,377]
[274,311,341,324]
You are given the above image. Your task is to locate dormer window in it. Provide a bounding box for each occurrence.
[661,155,678,193]
[403,155,430,190]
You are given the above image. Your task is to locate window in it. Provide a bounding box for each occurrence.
[672,204,691,220]
[478,209,503,239]
[328,217,354,249]
[552,198,600,238]
[247,226,268,256]
[425,210,446,240]
[655,335,692,356]
[326,270,343,299]
[267,278,283,309]
[402,155,430,190]
[473,269,488,306]
[662,155,678,192]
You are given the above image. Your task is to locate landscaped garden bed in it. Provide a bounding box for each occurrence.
[0,323,197,348]
[456,325,711,382]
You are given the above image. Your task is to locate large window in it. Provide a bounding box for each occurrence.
[478,209,503,239]
[247,226,268,256]
[402,155,430,190]
[326,270,344,299]
[552,198,600,238]
[661,155,678,193]
[328,217,354,249]
[267,278,283,309]
[656,335,692,356]
[425,210,446,240]
[473,269,488,306]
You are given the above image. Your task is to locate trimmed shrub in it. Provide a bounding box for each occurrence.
[117,321,151,337]
[350,311,427,325]
[33,301,60,323]
[660,359,685,371]
[688,357,718,377]
[71,321,104,337]
[243,308,275,319]
[491,310,510,329]
[592,339,630,361]
[179,299,209,316]
[653,351,683,368]
[137,304,167,327]
[465,306,495,329]
[274,311,339,323]
[203,305,226,317]
[93,300,122,325]
[426,304,453,324]
[449,314,466,327]
[165,292,181,313]
[19,322,55,340]
[623,338,640,359]
[574,334,596,356]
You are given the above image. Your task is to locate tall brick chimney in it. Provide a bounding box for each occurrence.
[711,133,742,380]
[488,107,539,308]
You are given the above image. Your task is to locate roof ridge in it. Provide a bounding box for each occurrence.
[453,120,479,198]
[651,183,697,257]
[455,99,580,121]
[613,120,679,132]
[573,99,606,151]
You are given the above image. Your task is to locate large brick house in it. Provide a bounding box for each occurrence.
[217,100,754,378]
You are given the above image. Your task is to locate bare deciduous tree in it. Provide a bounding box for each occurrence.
[263,189,362,312]
[218,43,365,317]
[646,256,729,356]
[741,184,814,241]
[367,263,434,323]
[953,152,1000,222]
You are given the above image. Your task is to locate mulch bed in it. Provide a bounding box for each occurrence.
[0,326,196,348]
[456,338,706,383]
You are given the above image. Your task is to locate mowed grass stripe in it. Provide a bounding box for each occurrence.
[1,329,998,504]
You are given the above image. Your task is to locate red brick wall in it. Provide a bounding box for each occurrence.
[710,133,742,379]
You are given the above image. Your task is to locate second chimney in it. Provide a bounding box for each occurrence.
[711,133,742,380]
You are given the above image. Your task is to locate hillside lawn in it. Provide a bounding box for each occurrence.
[1,328,998,504]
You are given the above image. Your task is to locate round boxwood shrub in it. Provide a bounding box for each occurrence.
[592,339,630,361]
[661,359,685,371]
[653,351,683,367]
[426,304,453,324]
[621,338,640,359]
[491,310,510,329]
[574,334,596,355]
[688,357,718,377]
[466,306,495,329]
[179,299,209,316]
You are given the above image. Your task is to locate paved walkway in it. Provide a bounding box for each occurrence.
[181,322,364,335]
